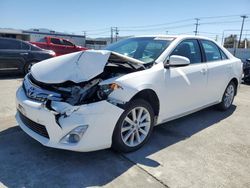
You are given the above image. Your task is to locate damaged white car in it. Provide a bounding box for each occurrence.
[16,35,242,152]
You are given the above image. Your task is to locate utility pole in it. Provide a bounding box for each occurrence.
[110,27,119,43]
[111,27,113,44]
[115,27,119,42]
[215,35,218,42]
[83,31,86,37]
[238,15,248,48]
[194,18,200,36]
[221,30,225,45]
[233,15,248,55]
[83,31,87,47]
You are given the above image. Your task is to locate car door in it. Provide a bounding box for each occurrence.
[161,39,208,120]
[0,38,26,72]
[200,39,231,103]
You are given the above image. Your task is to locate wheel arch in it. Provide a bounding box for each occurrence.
[130,89,160,117]
[230,77,239,96]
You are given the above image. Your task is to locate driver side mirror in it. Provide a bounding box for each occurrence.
[168,55,190,66]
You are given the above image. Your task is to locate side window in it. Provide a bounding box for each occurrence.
[21,42,30,50]
[62,40,74,46]
[0,39,21,50]
[171,39,201,64]
[50,38,62,45]
[201,40,222,62]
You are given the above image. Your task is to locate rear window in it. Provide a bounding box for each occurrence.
[201,40,222,62]
[62,40,74,46]
[0,38,21,50]
[21,42,30,50]
[220,49,228,60]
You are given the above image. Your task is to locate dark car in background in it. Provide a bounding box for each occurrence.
[243,58,250,83]
[0,37,55,74]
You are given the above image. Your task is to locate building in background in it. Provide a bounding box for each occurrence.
[85,39,107,49]
[0,28,30,40]
[224,34,250,49]
[0,28,86,47]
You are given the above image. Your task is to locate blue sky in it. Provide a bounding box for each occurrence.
[1,0,250,41]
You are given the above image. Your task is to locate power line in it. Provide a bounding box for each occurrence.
[200,20,250,25]
[197,14,250,20]
[87,30,110,36]
[119,18,194,29]
[75,13,250,36]
[120,24,194,32]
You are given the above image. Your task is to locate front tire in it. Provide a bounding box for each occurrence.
[112,99,154,153]
[217,81,236,111]
[24,61,37,75]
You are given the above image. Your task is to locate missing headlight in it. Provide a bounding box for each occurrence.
[97,83,122,100]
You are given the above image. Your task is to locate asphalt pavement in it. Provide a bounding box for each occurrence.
[0,75,249,188]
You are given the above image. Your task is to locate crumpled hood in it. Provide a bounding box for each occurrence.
[31,50,111,83]
[31,50,144,84]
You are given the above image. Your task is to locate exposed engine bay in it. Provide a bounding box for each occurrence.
[23,51,148,106]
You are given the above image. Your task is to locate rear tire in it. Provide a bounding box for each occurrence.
[217,81,236,111]
[112,99,154,153]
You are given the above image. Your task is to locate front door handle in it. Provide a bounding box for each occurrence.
[20,52,28,55]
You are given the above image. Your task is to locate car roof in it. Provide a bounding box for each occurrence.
[133,34,215,41]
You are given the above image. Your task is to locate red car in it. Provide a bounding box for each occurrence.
[31,36,87,56]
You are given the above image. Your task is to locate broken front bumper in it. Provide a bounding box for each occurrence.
[15,87,124,152]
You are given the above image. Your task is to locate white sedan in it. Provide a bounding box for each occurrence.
[16,35,242,152]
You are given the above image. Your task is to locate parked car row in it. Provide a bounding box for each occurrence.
[0,36,87,75]
[0,37,56,74]
[242,58,250,83]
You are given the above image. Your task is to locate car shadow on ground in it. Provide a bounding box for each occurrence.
[0,73,23,80]
[0,105,236,187]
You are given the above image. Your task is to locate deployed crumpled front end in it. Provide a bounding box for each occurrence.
[15,50,144,151]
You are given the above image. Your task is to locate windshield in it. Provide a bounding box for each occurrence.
[105,37,174,64]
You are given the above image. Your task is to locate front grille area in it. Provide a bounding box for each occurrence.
[23,74,62,102]
[18,111,49,139]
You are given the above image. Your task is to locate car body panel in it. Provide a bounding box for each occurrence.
[15,35,243,152]
[16,87,124,152]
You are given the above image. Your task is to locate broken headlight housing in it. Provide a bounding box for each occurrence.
[97,83,122,100]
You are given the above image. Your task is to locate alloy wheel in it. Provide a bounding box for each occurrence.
[121,107,151,147]
[224,84,235,108]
